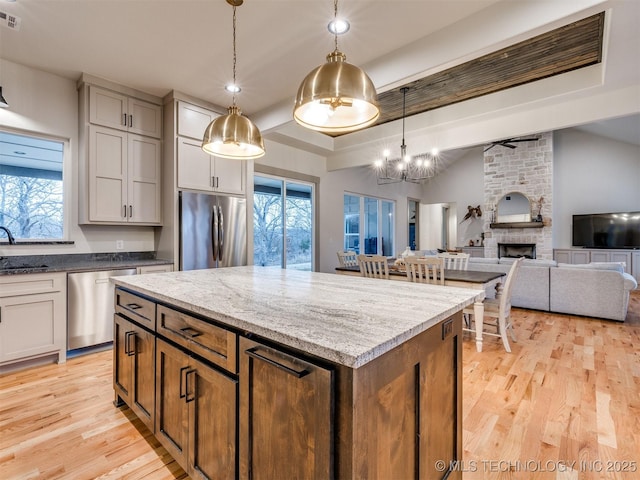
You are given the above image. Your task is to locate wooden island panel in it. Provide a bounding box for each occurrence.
[113,267,478,479]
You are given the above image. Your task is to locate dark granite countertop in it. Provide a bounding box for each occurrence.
[0,252,173,276]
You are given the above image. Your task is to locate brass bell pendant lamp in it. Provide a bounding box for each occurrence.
[293,0,380,134]
[202,0,265,160]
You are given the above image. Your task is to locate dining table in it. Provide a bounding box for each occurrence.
[335,263,507,352]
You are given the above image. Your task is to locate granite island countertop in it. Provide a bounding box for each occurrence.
[112,266,484,368]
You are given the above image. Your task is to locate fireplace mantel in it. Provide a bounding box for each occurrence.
[490,222,544,229]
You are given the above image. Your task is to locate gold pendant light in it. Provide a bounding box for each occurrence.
[202,0,265,159]
[293,0,379,134]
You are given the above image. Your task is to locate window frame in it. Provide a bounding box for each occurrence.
[343,192,395,257]
[0,126,70,242]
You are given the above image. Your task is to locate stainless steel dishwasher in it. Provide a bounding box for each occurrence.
[67,268,137,350]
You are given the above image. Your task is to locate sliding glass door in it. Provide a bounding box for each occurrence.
[254,175,314,270]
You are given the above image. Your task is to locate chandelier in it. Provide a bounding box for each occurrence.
[375,87,437,185]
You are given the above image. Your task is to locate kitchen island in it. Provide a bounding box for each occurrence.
[112,266,483,480]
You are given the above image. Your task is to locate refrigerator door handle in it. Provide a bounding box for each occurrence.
[211,204,218,262]
[218,207,224,262]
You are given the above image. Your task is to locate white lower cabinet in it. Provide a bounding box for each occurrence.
[554,248,632,273]
[0,273,66,367]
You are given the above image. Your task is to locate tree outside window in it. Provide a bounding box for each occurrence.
[0,131,64,240]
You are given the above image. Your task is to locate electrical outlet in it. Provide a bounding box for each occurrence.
[116,240,124,250]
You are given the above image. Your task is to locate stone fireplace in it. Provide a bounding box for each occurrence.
[483,131,553,260]
[498,243,536,259]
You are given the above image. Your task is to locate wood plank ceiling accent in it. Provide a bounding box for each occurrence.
[336,12,604,136]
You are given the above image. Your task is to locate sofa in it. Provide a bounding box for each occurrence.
[467,257,638,321]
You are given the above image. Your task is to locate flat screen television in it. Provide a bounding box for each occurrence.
[572,212,640,248]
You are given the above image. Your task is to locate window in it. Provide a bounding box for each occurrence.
[0,130,64,240]
[343,194,394,256]
[254,175,314,270]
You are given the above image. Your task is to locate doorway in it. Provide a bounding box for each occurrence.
[408,199,419,250]
[253,175,314,270]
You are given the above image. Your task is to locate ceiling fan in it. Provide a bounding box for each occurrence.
[484,136,540,152]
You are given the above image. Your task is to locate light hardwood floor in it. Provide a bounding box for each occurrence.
[1,291,638,480]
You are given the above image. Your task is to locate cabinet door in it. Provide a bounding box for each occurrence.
[89,125,128,222]
[130,321,156,432]
[156,339,190,467]
[128,134,162,224]
[113,315,134,405]
[177,138,214,191]
[178,101,218,140]
[128,97,162,139]
[188,356,238,480]
[610,251,631,272]
[553,249,571,264]
[89,86,128,131]
[590,250,610,263]
[239,338,333,480]
[0,292,61,364]
[571,250,590,264]
[213,157,245,195]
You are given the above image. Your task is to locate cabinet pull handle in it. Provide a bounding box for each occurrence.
[180,326,203,338]
[126,303,142,310]
[185,369,197,403]
[129,114,133,128]
[179,366,190,399]
[211,176,215,188]
[215,176,219,188]
[123,113,127,126]
[129,205,133,218]
[125,331,136,356]
[123,205,127,218]
[0,306,2,323]
[245,347,310,378]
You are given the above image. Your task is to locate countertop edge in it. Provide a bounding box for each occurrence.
[112,271,483,368]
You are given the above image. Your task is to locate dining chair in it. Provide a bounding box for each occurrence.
[437,251,470,270]
[462,256,524,352]
[337,250,358,267]
[404,256,445,285]
[357,254,389,279]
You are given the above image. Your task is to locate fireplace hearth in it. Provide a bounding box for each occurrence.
[498,243,536,259]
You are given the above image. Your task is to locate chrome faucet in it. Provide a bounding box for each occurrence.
[0,226,16,245]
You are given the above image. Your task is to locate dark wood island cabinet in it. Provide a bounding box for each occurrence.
[112,267,482,479]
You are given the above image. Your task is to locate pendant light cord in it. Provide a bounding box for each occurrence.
[333,0,339,52]
[401,87,408,153]
[232,5,237,106]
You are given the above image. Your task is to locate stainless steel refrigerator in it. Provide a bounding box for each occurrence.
[179,191,247,270]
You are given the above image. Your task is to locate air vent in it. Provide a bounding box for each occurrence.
[0,10,22,31]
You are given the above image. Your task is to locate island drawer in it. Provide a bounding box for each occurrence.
[115,288,156,330]
[157,304,237,373]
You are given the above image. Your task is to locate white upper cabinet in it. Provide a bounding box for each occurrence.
[88,126,161,224]
[177,138,244,196]
[79,78,163,225]
[90,86,162,139]
[176,101,245,196]
[178,101,217,140]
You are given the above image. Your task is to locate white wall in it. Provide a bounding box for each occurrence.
[421,147,485,247]
[0,59,155,257]
[553,129,640,248]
